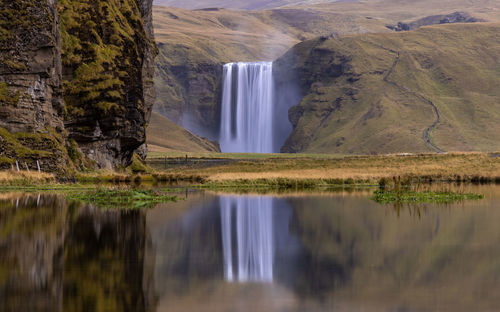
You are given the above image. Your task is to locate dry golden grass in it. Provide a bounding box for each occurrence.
[0,171,56,185]
[160,152,500,183]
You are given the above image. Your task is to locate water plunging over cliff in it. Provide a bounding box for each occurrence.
[220,196,274,282]
[220,62,274,153]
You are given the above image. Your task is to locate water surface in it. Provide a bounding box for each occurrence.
[1,185,499,311]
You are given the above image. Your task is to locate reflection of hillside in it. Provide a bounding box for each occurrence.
[289,192,500,311]
[148,197,224,296]
[63,206,153,312]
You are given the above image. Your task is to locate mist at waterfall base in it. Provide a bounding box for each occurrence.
[219,62,296,153]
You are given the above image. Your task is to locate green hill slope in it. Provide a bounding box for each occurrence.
[275,23,500,154]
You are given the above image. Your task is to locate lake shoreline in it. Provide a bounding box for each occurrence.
[0,152,498,189]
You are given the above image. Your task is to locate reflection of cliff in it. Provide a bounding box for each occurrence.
[63,207,153,312]
[0,196,155,312]
[0,195,67,312]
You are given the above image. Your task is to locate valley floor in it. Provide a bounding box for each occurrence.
[147,152,500,188]
[0,152,498,189]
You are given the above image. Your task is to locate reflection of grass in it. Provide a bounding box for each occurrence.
[67,189,179,209]
[197,178,375,192]
[373,189,483,204]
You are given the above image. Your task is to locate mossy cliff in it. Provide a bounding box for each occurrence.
[0,0,155,173]
[60,0,156,168]
[0,0,73,175]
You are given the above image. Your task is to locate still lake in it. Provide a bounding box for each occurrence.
[1,184,499,311]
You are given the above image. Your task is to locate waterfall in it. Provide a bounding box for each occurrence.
[220,62,274,153]
[220,196,274,283]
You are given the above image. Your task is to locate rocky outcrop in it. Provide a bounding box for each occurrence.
[0,0,156,172]
[386,12,484,32]
[0,0,73,174]
[61,0,156,169]
[0,0,64,133]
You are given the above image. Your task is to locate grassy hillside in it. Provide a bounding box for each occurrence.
[275,23,500,154]
[152,0,499,153]
[152,5,388,136]
[147,112,220,153]
[155,0,500,17]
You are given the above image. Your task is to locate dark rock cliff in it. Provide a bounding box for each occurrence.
[0,0,73,174]
[0,0,156,173]
[60,0,156,169]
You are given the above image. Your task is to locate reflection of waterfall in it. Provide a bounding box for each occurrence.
[220,62,274,153]
[220,196,274,282]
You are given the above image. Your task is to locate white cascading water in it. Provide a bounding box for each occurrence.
[220,62,274,153]
[220,196,274,283]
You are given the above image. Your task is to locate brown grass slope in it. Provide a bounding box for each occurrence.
[147,112,219,153]
[275,23,500,154]
[154,0,342,10]
[155,0,500,17]
[152,0,499,152]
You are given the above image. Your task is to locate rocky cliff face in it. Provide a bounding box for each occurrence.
[0,0,73,175]
[0,0,155,173]
[60,0,156,169]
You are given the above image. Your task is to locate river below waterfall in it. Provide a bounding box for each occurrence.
[1,184,500,311]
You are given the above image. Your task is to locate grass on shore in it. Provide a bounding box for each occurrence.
[1,152,499,191]
[0,171,56,185]
[150,152,500,187]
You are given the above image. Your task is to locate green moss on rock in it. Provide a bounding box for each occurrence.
[0,127,75,176]
[59,0,150,117]
[0,0,53,47]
